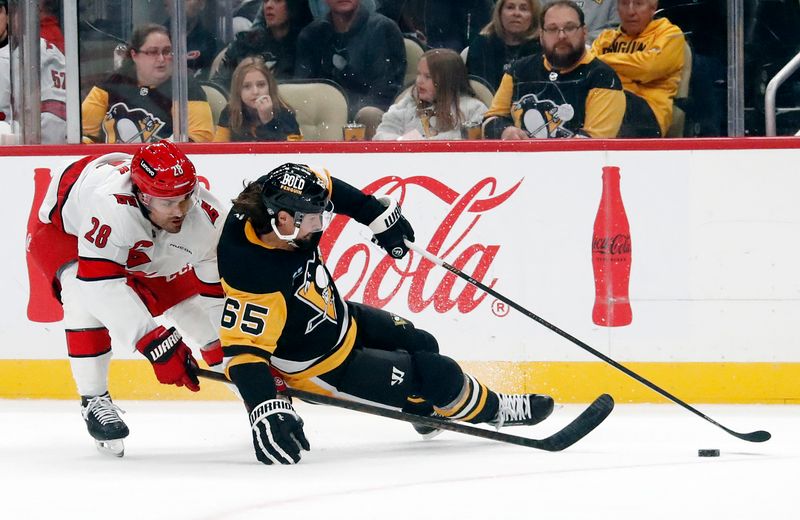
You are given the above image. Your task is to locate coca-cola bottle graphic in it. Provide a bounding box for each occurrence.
[592,166,632,327]
[26,167,64,322]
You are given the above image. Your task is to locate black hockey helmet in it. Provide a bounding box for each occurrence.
[258,163,333,245]
[259,163,330,217]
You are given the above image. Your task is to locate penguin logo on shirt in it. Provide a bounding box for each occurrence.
[102,102,166,143]
[513,93,575,138]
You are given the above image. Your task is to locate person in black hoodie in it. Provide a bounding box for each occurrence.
[163,0,219,79]
[211,0,313,89]
[294,0,405,126]
[466,0,541,91]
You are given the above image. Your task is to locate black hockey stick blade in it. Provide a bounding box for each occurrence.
[196,368,614,452]
[405,241,772,444]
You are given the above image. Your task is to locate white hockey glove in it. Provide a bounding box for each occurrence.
[249,399,310,465]
[368,196,415,259]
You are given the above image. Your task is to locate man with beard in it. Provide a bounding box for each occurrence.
[215,163,557,465]
[483,0,625,139]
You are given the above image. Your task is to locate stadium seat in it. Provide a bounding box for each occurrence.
[666,41,693,138]
[199,81,229,129]
[404,37,425,87]
[278,79,349,140]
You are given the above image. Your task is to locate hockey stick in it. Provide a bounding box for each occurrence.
[405,240,771,443]
[196,368,614,452]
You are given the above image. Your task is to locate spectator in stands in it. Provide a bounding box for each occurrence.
[0,0,67,143]
[374,48,487,140]
[483,0,624,139]
[81,23,214,143]
[309,0,376,19]
[466,0,542,91]
[212,0,313,88]
[40,0,64,53]
[295,0,405,137]
[214,57,302,141]
[591,0,684,137]
[386,0,493,51]
[541,0,618,43]
[163,0,218,79]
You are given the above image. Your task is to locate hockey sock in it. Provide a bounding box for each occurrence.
[434,374,499,424]
[69,350,112,397]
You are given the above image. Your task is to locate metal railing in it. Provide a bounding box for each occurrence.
[764,50,800,136]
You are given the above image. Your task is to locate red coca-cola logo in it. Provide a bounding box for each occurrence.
[320,175,523,314]
[592,234,631,255]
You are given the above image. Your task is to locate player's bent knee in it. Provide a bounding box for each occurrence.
[411,352,463,406]
[412,329,439,354]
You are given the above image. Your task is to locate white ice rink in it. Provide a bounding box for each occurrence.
[1,399,796,520]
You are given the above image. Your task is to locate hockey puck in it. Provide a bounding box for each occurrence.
[698,449,720,457]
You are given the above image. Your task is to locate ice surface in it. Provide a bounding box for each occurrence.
[1,400,795,519]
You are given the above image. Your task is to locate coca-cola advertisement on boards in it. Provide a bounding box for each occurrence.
[591,166,633,327]
[321,175,523,314]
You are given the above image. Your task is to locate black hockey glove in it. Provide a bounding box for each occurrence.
[368,195,415,259]
[249,398,310,465]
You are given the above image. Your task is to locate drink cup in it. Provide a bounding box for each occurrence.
[342,123,366,141]
[460,122,482,140]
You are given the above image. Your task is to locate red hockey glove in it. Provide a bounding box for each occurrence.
[136,326,200,392]
[201,339,223,367]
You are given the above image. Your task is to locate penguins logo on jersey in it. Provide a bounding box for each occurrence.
[513,93,574,138]
[102,102,166,143]
[295,253,337,334]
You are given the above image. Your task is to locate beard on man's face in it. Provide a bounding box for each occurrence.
[292,231,323,252]
[544,41,585,70]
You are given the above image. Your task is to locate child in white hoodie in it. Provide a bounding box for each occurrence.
[374,48,488,140]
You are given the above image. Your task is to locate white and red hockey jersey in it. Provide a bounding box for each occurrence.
[0,39,67,143]
[38,153,228,349]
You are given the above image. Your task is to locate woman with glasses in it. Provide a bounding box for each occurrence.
[466,0,542,91]
[81,23,214,143]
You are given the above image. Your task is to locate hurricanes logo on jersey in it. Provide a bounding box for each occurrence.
[295,254,337,334]
[102,103,166,144]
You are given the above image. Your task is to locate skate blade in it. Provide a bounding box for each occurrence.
[95,439,125,458]
[418,429,444,440]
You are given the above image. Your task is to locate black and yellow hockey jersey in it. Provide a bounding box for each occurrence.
[218,213,356,380]
[217,176,385,384]
[483,51,625,138]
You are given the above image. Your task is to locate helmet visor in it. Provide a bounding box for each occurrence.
[293,202,333,235]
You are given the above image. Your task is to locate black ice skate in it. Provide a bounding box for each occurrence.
[403,399,443,439]
[81,392,129,457]
[489,393,555,429]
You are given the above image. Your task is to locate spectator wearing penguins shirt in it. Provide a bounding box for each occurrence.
[483,0,625,139]
[591,0,684,137]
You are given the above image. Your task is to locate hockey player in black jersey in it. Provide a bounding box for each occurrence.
[216,163,556,465]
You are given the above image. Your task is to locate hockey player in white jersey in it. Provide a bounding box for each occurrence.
[0,0,67,143]
[28,140,227,456]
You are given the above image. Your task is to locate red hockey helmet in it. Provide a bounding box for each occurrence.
[130,140,197,199]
